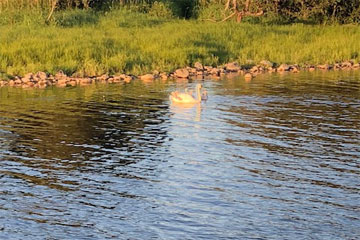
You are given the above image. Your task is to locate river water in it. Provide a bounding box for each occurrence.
[0,71,359,239]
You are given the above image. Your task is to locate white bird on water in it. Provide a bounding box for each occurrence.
[170,84,207,104]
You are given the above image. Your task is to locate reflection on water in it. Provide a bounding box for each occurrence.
[0,71,360,239]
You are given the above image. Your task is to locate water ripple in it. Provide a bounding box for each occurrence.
[1,71,360,239]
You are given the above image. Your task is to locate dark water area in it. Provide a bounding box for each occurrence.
[0,71,359,239]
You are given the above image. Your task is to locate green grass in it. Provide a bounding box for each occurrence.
[0,8,360,77]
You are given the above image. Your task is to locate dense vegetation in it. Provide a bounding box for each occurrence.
[0,1,359,78]
[0,0,359,24]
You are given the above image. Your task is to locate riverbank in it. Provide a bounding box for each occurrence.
[1,9,360,87]
[1,60,359,89]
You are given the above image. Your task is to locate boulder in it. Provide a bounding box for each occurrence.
[14,79,22,85]
[55,71,67,80]
[160,73,168,81]
[225,62,241,72]
[36,71,47,80]
[140,74,155,81]
[260,60,274,68]
[80,78,92,84]
[21,77,30,83]
[124,76,132,83]
[250,66,259,73]
[333,63,341,69]
[174,69,189,78]
[57,79,67,85]
[291,66,300,73]
[97,74,109,81]
[317,64,330,70]
[341,61,352,68]
[194,62,204,71]
[210,68,220,76]
[22,73,33,83]
[277,64,290,72]
[24,73,33,80]
[26,82,35,87]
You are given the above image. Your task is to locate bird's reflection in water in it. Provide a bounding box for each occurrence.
[170,102,202,122]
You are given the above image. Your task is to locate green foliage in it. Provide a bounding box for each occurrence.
[1,0,359,23]
[196,2,225,20]
[148,1,173,18]
[0,9,359,78]
[54,9,99,27]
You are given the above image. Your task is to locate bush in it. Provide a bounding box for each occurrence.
[54,9,99,27]
[148,1,173,18]
[169,0,197,18]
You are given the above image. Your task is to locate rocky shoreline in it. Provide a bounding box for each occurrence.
[0,60,359,89]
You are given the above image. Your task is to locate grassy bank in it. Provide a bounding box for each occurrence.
[0,9,360,78]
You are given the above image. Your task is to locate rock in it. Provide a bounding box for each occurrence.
[160,73,168,81]
[225,62,240,72]
[291,66,300,73]
[140,74,155,81]
[124,76,132,83]
[309,66,316,72]
[250,66,259,73]
[80,78,92,85]
[210,68,220,76]
[68,80,77,86]
[97,74,109,81]
[174,69,189,78]
[260,60,274,68]
[188,68,197,74]
[341,61,352,68]
[8,80,15,86]
[55,71,67,80]
[277,64,290,72]
[26,82,35,87]
[317,64,330,70]
[21,77,30,83]
[205,66,213,71]
[22,73,33,83]
[57,79,67,85]
[352,63,360,69]
[36,71,47,80]
[333,63,341,69]
[14,79,22,85]
[194,62,203,71]
[24,73,33,80]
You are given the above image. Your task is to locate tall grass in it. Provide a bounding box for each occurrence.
[0,8,359,77]
[0,0,156,11]
[0,0,54,10]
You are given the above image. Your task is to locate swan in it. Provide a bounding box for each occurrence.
[170,84,203,104]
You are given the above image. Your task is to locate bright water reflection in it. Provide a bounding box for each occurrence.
[0,71,359,239]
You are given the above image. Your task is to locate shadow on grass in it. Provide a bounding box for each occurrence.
[54,10,99,27]
[117,17,168,28]
[191,33,230,65]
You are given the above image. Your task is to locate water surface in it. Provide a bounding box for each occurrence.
[0,71,359,239]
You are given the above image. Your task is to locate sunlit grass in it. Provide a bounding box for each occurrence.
[0,9,359,77]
